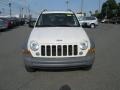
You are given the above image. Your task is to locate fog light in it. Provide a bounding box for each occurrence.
[36,52,40,56]
[79,51,83,55]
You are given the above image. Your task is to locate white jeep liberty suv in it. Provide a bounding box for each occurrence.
[23,10,95,72]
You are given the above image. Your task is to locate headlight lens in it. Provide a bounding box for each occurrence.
[30,41,39,51]
[80,41,88,50]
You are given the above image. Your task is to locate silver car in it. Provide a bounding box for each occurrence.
[78,16,98,28]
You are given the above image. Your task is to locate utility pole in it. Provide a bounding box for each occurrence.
[81,0,83,13]
[28,5,31,16]
[21,8,24,18]
[98,0,101,13]
[106,1,108,19]
[66,0,70,10]
[9,2,12,17]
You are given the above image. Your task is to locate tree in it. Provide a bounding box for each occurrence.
[94,10,101,18]
[89,11,92,16]
[101,0,118,19]
[117,3,120,16]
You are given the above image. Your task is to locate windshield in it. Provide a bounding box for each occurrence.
[36,13,80,27]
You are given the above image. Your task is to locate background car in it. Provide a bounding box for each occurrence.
[19,18,25,25]
[0,19,7,31]
[78,16,98,28]
[28,18,36,27]
[0,17,25,29]
[0,17,13,29]
[109,17,120,24]
[101,18,110,23]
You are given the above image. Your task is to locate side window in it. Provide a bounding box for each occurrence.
[90,17,96,20]
[85,17,96,20]
[86,17,91,20]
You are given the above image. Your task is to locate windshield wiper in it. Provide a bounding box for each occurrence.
[57,24,80,27]
[36,24,79,27]
[36,25,55,27]
[56,25,72,27]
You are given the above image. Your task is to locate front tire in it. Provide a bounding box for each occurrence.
[25,65,36,72]
[90,24,95,28]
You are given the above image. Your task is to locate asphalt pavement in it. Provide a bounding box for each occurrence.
[0,24,120,90]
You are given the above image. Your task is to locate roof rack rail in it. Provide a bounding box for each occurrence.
[67,9,75,14]
[67,9,73,12]
[41,9,47,14]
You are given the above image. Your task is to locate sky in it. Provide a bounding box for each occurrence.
[0,0,120,17]
[28,0,106,14]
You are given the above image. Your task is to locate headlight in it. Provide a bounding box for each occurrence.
[80,41,88,50]
[30,41,39,51]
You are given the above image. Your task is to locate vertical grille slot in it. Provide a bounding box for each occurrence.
[52,45,56,56]
[68,45,72,56]
[57,45,62,56]
[41,45,45,56]
[74,45,78,55]
[46,45,51,56]
[63,45,67,56]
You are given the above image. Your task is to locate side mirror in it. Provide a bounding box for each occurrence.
[29,21,35,28]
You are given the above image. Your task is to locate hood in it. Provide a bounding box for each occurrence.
[28,27,89,44]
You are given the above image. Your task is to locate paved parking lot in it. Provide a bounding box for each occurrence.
[0,24,120,90]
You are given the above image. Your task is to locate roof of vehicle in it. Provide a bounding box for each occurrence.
[42,11,74,14]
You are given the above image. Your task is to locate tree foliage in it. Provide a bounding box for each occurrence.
[101,0,118,19]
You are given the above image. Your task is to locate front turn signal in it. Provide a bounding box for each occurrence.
[22,49,32,56]
[87,48,96,54]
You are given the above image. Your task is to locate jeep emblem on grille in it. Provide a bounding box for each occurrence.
[56,39,63,42]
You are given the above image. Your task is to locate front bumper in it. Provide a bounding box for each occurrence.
[24,54,95,68]
[23,38,95,69]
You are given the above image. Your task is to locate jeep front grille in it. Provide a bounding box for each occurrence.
[41,45,78,56]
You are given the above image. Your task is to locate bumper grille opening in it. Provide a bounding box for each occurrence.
[52,45,56,56]
[74,45,78,55]
[68,45,72,56]
[57,45,62,56]
[63,45,67,56]
[41,46,45,56]
[46,45,51,56]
